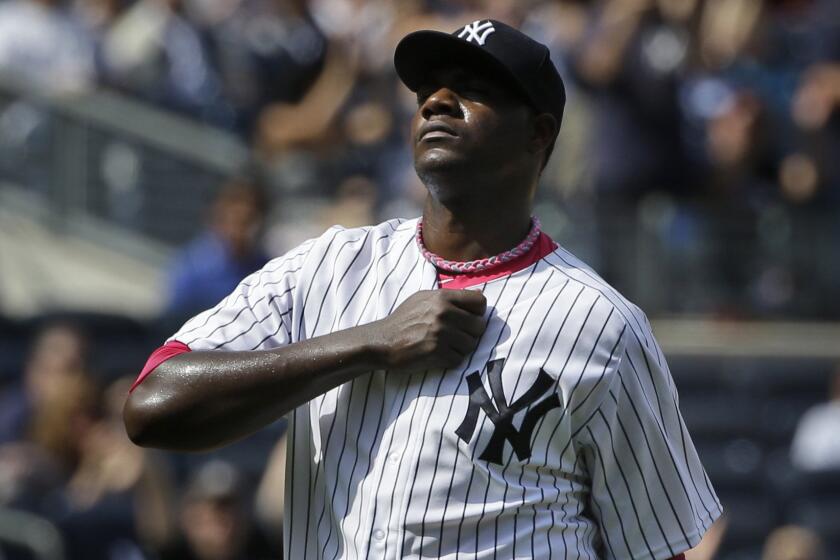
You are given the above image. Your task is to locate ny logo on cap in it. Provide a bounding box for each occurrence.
[457,20,496,46]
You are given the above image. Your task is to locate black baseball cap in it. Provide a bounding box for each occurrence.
[394,19,566,131]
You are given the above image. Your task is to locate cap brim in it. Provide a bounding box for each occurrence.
[394,30,530,103]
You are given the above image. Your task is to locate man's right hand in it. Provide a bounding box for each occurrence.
[367,289,488,372]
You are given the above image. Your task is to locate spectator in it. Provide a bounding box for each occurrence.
[0,0,95,92]
[58,376,176,559]
[0,321,99,518]
[255,36,359,157]
[0,327,176,559]
[699,89,779,315]
[568,0,697,201]
[0,321,90,446]
[0,320,176,557]
[762,525,824,560]
[783,63,840,204]
[316,174,377,230]
[158,460,275,560]
[790,367,840,471]
[97,0,223,120]
[192,0,327,133]
[164,175,270,319]
[253,434,286,551]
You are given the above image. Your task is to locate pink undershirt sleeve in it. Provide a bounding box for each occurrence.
[129,340,191,392]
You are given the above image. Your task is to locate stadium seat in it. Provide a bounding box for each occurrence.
[785,468,840,540]
[0,316,30,383]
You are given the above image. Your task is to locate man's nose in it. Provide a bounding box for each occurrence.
[421,87,460,119]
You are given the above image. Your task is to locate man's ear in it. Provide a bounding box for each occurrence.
[529,113,558,155]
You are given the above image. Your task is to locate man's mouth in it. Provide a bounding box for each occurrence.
[418,122,458,142]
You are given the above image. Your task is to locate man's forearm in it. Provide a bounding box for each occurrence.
[123,323,383,451]
[124,289,487,452]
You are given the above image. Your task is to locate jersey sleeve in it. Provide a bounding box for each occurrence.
[168,239,315,352]
[574,317,722,560]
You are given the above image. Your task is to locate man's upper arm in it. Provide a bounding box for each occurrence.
[169,241,313,352]
[575,321,723,560]
[128,241,315,393]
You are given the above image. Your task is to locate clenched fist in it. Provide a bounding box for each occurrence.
[367,289,488,372]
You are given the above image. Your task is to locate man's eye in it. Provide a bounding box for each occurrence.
[459,83,491,99]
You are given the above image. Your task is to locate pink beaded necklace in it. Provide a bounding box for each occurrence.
[415,217,542,274]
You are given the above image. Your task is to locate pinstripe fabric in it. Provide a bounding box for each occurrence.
[169,218,721,559]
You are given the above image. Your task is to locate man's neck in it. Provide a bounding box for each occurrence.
[420,196,533,263]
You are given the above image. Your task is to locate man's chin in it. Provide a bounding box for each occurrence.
[414,150,467,180]
[416,163,476,204]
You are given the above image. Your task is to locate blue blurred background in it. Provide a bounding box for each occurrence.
[0,0,839,559]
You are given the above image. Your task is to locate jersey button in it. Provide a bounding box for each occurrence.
[373,529,386,541]
[387,452,400,464]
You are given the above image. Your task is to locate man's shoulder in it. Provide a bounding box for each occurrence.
[541,243,649,343]
[266,218,418,269]
[314,217,416,248]
[315,217,419,260]
[324,217,418,244]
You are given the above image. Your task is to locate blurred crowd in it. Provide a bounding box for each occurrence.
[1,0,839,200]
[1,0,840,316]
[1,1,840,558]
[1,319,839,559]
[0,321,286,559]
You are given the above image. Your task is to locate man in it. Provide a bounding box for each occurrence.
[160,460,276,560]
[125,19,722,559]
[164,176,270,319]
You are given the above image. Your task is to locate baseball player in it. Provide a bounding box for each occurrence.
[125,19,722,559]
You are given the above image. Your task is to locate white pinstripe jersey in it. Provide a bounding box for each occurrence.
[170,218,722,560]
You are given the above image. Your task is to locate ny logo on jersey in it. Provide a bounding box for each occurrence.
[457,20,496,46]
[455,358,561,465]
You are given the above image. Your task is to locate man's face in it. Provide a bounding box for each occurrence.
[181,498,245,560]
[410,65,534,196]
[213,197,262,258]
